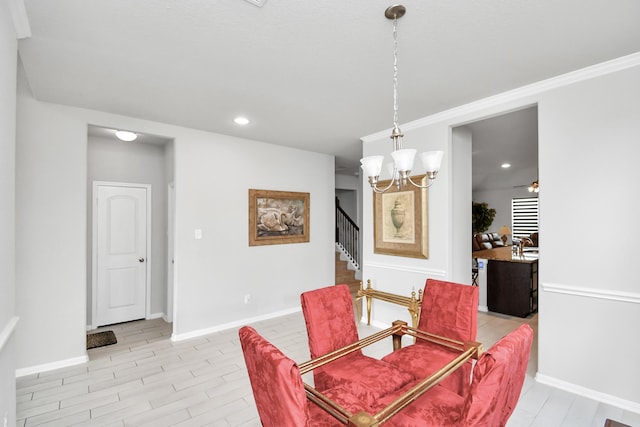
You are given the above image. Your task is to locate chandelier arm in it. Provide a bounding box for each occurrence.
[371,175,400,194]
[407,175,436,189]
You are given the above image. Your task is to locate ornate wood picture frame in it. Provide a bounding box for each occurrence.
[373,175,428,258]
[249,189,310,246]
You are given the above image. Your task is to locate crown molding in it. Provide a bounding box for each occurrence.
[362,52,640,143]
[7,0,31,39]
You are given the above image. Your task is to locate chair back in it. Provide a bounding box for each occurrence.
[418,279,479,342]
[460,324,534,427]
[300,284,360,359]
[239,326,310,427]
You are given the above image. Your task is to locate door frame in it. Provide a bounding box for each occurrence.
[91,181,152,329]
[166,182,175,323]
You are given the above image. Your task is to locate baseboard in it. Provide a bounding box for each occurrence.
[16,355,89,378]
[147,312,164,320]
[170,307,302,342]
[478,305,488,312]
[536,373,640,414]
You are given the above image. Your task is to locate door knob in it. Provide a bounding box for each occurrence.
[139,257,145,263]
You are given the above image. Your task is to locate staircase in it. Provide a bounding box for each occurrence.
[335,198,361,295]
[335,250,361,295]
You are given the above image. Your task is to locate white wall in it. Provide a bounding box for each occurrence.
[536,65,640,406]
[15,69,335,371]
[451,126,472,284]
[361,55,640,411]
[87,135,172,325]
[172,135,335,338]
[0,2,18,424]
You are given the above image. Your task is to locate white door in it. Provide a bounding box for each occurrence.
[93,183,149,327]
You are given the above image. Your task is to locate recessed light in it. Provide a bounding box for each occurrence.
[233,117,250,126]
[501,163,511,169]
[115,130,137,141]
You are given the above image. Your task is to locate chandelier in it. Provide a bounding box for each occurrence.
[360,5,444,194]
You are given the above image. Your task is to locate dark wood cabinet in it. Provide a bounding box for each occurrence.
[487,259,538,317]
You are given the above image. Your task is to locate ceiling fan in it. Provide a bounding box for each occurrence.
[514,180,539,192]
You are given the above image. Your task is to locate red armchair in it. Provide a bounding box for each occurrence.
[300,284,415,408]
[382,279,479,396]
[240,325,373,426]
[377,324,534,426]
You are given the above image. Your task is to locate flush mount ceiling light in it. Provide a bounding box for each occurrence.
[234,116,250,125]
[115,130,137,141]
[501,163,511,168]
[360,5,444,194]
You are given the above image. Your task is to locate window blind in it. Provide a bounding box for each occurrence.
[511,197,539,239]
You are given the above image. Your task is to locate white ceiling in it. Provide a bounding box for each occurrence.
[466,106,539,192]
[18,0,640,178]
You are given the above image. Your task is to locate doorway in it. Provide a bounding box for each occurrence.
[86,125,174,330]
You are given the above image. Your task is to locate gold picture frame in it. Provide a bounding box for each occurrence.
[373,175,428,258]
[249,189,310,246]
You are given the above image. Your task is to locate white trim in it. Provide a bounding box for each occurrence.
[0,316,19,352]
[364,261,445,277]
[478,305,488,313]
[170,307,302,342]
[7,0,31,39]
[16,355,89,378]
[536,373,640,415]
[147,312,164,320]
[542,283,640,305]
[362,52,640,143]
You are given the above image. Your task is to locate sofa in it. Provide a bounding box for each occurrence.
[472,232,504,251]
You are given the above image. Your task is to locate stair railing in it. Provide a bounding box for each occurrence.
[335,199,360,269]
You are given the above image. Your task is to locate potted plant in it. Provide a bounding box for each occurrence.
[472,202,496,234]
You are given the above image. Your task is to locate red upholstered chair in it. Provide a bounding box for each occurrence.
[378,324,534,427]
[239,325,365,426]
[300,284,415,407]
[382,278,479,396]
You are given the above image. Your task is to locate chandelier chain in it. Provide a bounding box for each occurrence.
[392,16,399,130]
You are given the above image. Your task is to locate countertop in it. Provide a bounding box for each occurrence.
[473,246,538,263]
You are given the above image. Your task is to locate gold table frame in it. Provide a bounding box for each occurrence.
[356,280,423,329]
[298,321,483,426]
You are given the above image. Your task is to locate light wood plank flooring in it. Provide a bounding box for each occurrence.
[16,311,640,426]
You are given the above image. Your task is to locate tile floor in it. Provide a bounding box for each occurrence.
[16,311,640,426]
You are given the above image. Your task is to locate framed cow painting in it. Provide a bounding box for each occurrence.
[248,189,310,246]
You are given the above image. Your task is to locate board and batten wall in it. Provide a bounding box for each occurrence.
[361,54,640,411]
[15,66,335,373]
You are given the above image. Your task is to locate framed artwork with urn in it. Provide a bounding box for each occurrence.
[373,175,428,258]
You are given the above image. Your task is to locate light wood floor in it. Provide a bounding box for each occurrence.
[16,311,640,426]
